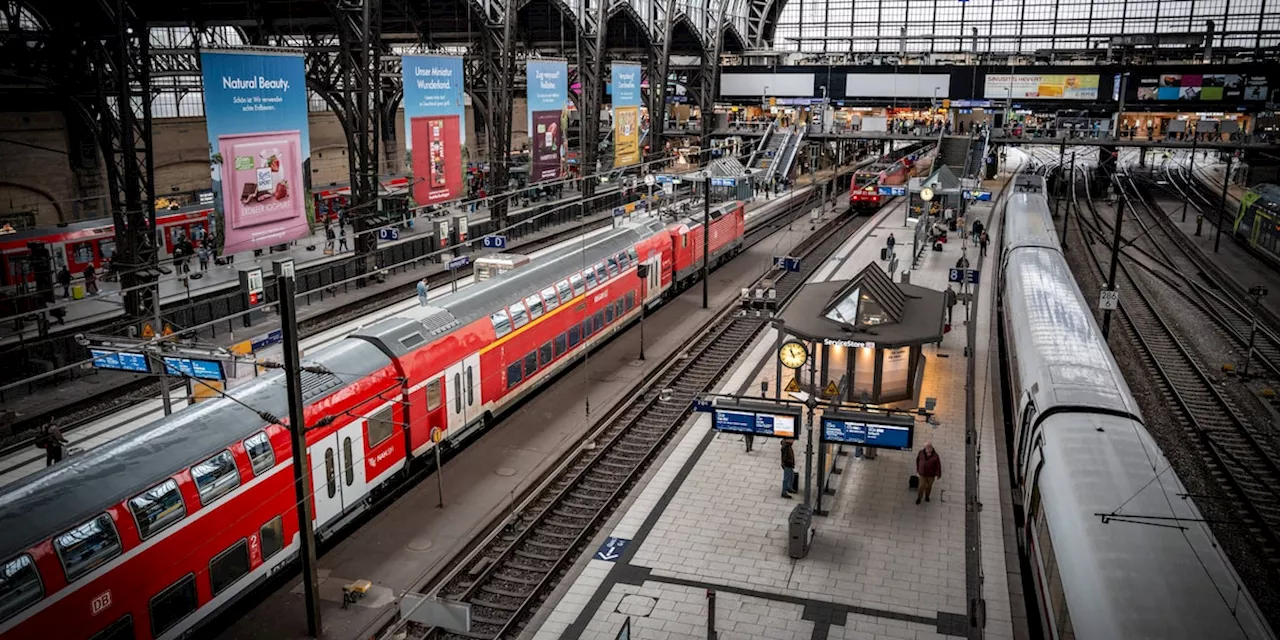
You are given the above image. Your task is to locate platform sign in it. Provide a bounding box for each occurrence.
[966,269,980,285]
[773,256,801,273]
[448,255,470,270]
[711,177,737,187]
[877,186,907,197]
[251,328,283,351]
[712,400,801,438]
[378,227,401,241]
[962,190,992,201]
[90,349,152,374]
[594,537,630,562]
[692,399,714,413]
[162,357,226,381]
[482,235,507,249]
[820,411,915,451]
[1099,290,1119,310]
[948,269,963,283]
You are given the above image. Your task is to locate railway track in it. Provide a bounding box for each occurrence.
[1070,170,1280,570]
[389,196,883,640]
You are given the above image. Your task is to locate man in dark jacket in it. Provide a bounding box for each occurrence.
[916,441,942,504]
[780,438,798,498]
[37,419,70,467]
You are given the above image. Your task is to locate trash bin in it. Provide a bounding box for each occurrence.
[900,271,911,285]
[880,247,889,261]
[71,284,85,300]
[788,503,813,559]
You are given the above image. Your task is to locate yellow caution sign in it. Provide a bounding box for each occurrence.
[822,380,840,398]
[430,427,445,444]
[162,324,174,337]
[784,378,801,393]
[140,323,155,339]
[191,380,224,404]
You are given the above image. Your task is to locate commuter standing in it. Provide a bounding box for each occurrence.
[915,441,941,504]
[197,245,211,271]
[886,233,896,253]
[339,226,349,252]
[417,278,429,306]
[37,419,70,467]
[980,232,990,258]
[944,284,958,325]
[780,438,798,498]
[83,264,98,295]
[57,266,71,298]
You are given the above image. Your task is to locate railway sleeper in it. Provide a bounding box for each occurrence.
[533,528,581,540]
[545,517,584,530]
[514,547,560,562]
[471,596,521,612]
[561,499,604,511]
[471,613,514,627]
[481,584,534,600]
[526,538,572,552]
[507,559,552,573]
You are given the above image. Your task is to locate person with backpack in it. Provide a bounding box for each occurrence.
[36,419,69,467]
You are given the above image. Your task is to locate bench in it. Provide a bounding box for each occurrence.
[342,579,372,609]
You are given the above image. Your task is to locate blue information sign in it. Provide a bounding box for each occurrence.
[482,235,507,249]
[877,185,907,197]
[448,255,470,270]
[378,227,401,241]
[948,268,963,283]
[966,269,981,285]
[773,256,801,273]
[962,190,992,201]
[163,357,226,381]
[251,328,283,351]
[820,414,915,451]
[711,177,737,187]
[90,349,151,374]
[594,537,630,562]
[713,408,798,438]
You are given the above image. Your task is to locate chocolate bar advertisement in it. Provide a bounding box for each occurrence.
[201,50,312,256]
[403,55,467,205]
[527,59,569,184]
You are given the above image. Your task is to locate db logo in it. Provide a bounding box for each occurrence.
[91,591,112,616]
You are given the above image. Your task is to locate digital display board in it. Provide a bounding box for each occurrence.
[820,412,915,451]
[163,357,226,381]
[713,408,798,438]
[877,186,907,197]
[90,349,152,374]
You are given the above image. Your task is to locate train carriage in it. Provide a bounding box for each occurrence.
[0,205,748,640]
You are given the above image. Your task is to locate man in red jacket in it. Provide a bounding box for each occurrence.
[916,441,942,504]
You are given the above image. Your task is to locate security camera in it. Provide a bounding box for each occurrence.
[74,334,89,347]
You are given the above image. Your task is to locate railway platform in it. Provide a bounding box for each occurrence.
[522,170,1026,640]
[207,180,840,640]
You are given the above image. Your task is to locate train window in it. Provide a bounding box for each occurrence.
[509,302,529,329]
[627,248,638,263]
[524,352,538,376]
[89,615,133,640]
[208,539,249,596]
[617,252,629,269]
[541,286,560,311]
[243,431,275,476]
[582,318,594,338]
[554,334,567,357]
[97,239,116,261]
[367,406,394,447]
[55,513,122,582]
[490,310,512,338]
[128,479,186,540]
[557,280,573,302]
[539,342,553,367]
[260,516,285,560]
[507,363,523,389]
[605,305,615,324]
[607,258,619,276]
[682,235,688,248]
[625,292,635,311]
[453,373,462,412]
[343,438,354,487]
[148,574,196,636]
[0,554,42,624]
[584,269,597,289]
[568,325,581,347]
[192,450,241,506]
[72,242,94,264]
[525,294,544,319]
[466,366,475,405]
[569,275,584,297]
[324,450,336,499]
[594,312,605,330]
[615,300,624,318]
[595,263,608,283]
[426,379,442,411]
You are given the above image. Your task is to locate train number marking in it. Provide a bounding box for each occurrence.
[91,590,112,616]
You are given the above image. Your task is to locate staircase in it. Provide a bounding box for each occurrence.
[939,135,971,171]
[746,123,775,169]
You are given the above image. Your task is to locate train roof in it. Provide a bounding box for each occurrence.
[0,338,392,561]
[354,218,667,355]
[1003,192,1059,252]
[1003,247,1141,422]
[1038,412,1273,639]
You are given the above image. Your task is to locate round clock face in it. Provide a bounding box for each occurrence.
[778,341,809,369]
[920,186,935,202]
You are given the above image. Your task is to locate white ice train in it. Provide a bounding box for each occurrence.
[999,175,1274,640]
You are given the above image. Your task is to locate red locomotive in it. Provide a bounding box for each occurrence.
[0,202,747,640]
[848,143,937,214]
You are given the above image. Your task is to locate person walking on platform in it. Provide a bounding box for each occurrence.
[339,226,349,253]
[744,433,754,453]
[780,438,798,498]
[886,233,896,254]
[979,232,990,258]
[417,278,429,307]
[83,264,98,296]
[57,266,71,299]
[944,285,958,325]
[915,441,941,504]
[36,420,69,467]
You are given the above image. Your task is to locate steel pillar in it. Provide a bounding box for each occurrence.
[88,0,158,320]
[699,8,727,158]
[478,0,516,229]
[578,0,609,201]
[650,0,676,164]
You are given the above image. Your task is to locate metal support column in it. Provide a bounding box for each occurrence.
[1214,152,1234,253]
[651,0,677,163]
[578,0,609,202]
[699,8,727,157]
[1101,177,1126,339]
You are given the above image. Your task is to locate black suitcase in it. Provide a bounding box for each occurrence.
[909,475,919,489]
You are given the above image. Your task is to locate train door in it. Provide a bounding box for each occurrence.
[422,375,447,446]
[309,435,344,528]
[445,353,481,434]
[643,254,662,305]
[338,418,368,504]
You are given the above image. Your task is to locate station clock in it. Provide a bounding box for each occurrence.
[778,340,809,370]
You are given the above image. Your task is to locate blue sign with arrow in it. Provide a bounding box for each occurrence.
[594,537,630,562]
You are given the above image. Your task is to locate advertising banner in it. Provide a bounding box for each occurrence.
[1136,73,1265,102]
[403,55,467,205]
[983,74,1099,100]
[201,50,311,256]
[527,59,569,183]
[612,62,642,168]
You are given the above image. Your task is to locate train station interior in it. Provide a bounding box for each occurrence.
[2,0,1280,639]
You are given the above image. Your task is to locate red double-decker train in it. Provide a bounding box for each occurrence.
[0,201,746,640]
[848,143,936,213]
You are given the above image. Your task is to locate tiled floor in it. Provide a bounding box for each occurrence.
[527,159,1026,640]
